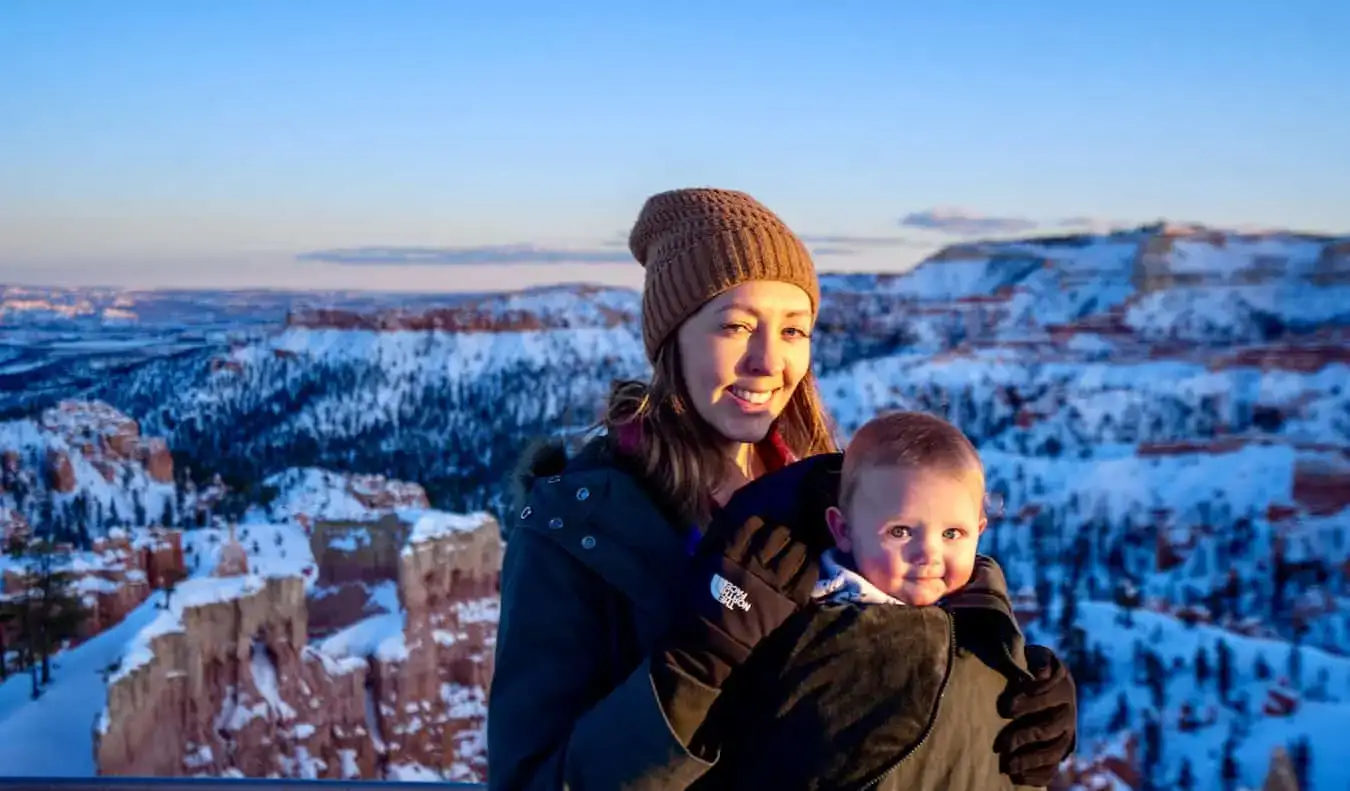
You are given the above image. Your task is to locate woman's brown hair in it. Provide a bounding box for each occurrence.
[600,341,838,527]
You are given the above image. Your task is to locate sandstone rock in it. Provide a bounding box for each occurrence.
[1262,746,1300,791]
[216,525,250,578]
[138,438,175,484]
[97,512,501,782]
[310,515,409,588]
[45,448,76,493]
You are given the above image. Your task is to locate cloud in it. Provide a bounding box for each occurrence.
[298,245,635,266]
[811,247,860,257]
[899,208,1039,236]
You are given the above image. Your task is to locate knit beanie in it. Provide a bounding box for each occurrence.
[628,187,820,362]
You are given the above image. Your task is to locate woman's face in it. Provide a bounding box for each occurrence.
[675,280,815,444]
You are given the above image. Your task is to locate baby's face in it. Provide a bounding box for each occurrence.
[825,465,984,606]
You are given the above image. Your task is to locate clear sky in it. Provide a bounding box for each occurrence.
[2,0,1347,292]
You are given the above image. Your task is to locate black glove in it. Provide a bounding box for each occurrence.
[993,644,1078,786]
[658,504,822,692]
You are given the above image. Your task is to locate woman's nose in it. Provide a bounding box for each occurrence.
[742,330,785,375]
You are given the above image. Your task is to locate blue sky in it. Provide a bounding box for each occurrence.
[1,0,1347,291]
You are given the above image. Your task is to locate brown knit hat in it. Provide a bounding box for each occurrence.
[628,187,820,362]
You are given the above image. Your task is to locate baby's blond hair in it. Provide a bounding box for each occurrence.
[840,411,985,513]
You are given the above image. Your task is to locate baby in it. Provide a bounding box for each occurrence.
[702,411,1046,791]
[816,410,988,608]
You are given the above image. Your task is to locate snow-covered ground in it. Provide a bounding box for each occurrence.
[0,592,164,776]
[1046,602,1350,790]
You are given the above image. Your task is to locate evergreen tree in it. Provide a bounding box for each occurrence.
[1194,645,1211,686]
[1289,737,1311,790]
[1216,638,1234,704]
[1254,651,1272,680]
[1141,713,1162,778]
[1144,649,1167,710]
[1107,691,1130,731]
[25,539,89,686]
[1176,758,1195,790]
[1287,642,1303,688]
[1219,738,1239,791]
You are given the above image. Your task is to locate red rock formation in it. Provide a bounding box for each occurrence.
[1292,460,1350,516]
[2,528,186,647]
[1212,343,1350,373]
[307,515,409,636]
[45,448,76,493]
[138,438,175,484]
[95,513,501,782]
[346,478,429,513]
[216,525,250,578]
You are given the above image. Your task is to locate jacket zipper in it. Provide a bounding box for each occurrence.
[857,609,958,790]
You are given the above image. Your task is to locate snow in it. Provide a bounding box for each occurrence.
[318,612,409,663]
[110,575,266,684]
[0,593,164,776]
[2,226,1346,784]
[264,467,429,524]
[181,522,316,590]
[405,510,494,551]
[249,639,297,720]
[1056,602,1350,791]
[0,401,179,541]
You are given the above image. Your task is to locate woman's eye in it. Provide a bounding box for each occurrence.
[784,326,811,339]
[721,322,752,334]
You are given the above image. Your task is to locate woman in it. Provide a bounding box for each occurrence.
[488,188,1075,790]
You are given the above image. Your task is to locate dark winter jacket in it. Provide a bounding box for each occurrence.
[488,439,1056,791]
[697,555,1045,791]
[488,436,717,791]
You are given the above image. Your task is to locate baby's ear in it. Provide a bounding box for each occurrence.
[824,506,851,551]
[978,514,988,535]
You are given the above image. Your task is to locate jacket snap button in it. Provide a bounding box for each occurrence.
[519,506,532,519]
[575,487,590,501]
[580,535,597,549]
[548,517,564,530]
[547,475,562,483]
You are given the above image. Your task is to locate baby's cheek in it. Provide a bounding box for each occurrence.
[944,554,977,588]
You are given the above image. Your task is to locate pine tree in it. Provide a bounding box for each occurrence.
[1216,638,1234,704]
[1176,758,1195,790]
[1220,738,1240,791]
[25,539,89,686]
[1288,737,1311,789]
[1142,713,1162,777]
[1254,652,1272,680]
[1194,645,1211,686]
[1107,691,1130,731]
[1145,649,1167,709]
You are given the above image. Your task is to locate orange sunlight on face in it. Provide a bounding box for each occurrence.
[675,281,814,444]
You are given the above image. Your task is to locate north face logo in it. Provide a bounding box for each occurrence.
[710,574,752,612]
